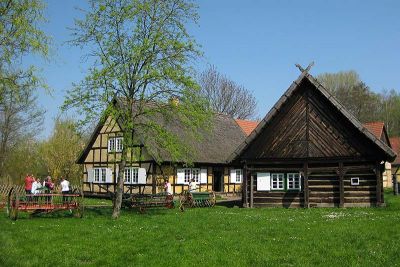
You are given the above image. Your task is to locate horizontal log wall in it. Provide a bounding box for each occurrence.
[246,161,380,208]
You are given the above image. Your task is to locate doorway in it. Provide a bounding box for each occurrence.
[213,168,224,192]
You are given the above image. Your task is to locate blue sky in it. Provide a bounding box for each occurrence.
[33,0,400,138]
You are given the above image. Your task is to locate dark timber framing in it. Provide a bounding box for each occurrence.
[77,113,245,197]
[230,65,396,208]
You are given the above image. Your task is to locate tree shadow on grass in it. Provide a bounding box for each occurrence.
[215,199,241,208]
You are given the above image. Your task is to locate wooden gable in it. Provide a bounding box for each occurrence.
[235,73,396,162]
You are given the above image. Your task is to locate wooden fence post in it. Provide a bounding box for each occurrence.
[242,163,249,208]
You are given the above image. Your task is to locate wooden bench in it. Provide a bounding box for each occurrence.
[122,192,174,213]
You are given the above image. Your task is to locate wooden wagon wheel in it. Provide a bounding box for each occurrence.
[179,193,186,212]
[7,188,19,220]
[165,195,174,209]
[210,191,216,207]
[72,188,84,218]
[187,192,195,208]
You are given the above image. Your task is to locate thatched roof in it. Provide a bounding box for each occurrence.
[139,112,247,164]
[76,99,246,164]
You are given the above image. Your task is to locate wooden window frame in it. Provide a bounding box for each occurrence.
[93,168,107,183]
[184,168,191,184]
[116,137,123,152]
[192,168,200,183]
[183,168,200,184]
[124,167,139,184]
[351,177,360,186]
[271,173,284,190]
[108,137,123,153]
[235,169,243,183]
[287,173,301,190]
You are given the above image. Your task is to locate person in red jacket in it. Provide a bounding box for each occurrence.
[24,174,34,194]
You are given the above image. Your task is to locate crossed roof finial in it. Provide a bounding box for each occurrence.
[295,61,315,73]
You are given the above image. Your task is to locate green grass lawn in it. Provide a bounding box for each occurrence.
[1,192,400,267]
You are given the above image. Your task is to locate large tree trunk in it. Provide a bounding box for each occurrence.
[112,148,127,219]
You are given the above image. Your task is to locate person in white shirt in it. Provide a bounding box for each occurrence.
[164,179,172,195]
[31,178,38,195]
[61,177,70,203]
[188,179,197,192]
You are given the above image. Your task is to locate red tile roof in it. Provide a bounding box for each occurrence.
[390,137,400,165]
[235,119,259,136]
[363,122,384,139]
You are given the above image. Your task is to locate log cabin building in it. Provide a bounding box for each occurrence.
[77,66,396,208]
[228,68,396,208]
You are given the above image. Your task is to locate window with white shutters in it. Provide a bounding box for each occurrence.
[94,168,107,183]
[181,168,201,184]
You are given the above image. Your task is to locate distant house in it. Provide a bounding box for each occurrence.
[229,69,396,208]
[363,122,393,188]
[389,137,400,187]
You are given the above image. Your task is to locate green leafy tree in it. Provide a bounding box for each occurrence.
[41,118,85,186]
[317,71,381,123]
[0,0,50,178]
[378,89,400,137]
[2,138,47,185]
[0,0,50,97]
[63,0,211,219]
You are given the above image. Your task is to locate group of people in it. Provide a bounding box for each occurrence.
[24,174,70,196]
[163,178,197,195]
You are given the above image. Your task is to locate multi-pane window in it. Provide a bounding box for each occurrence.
[287,173,300,190]
[271,173,284,190]
[235,169,243,183]
[124,168,139,184]
[108,137,123,152]
[183,168,200,183]
[192,169,200,183]
[184,169,191,183]
[116,137,123,152]
[124,168,131,183]
[132,168,138,183]
[94,168,106,183]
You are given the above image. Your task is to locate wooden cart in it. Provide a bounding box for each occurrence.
[122,192,174,213]
[179,191,216,211]
[6,187,84,220]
